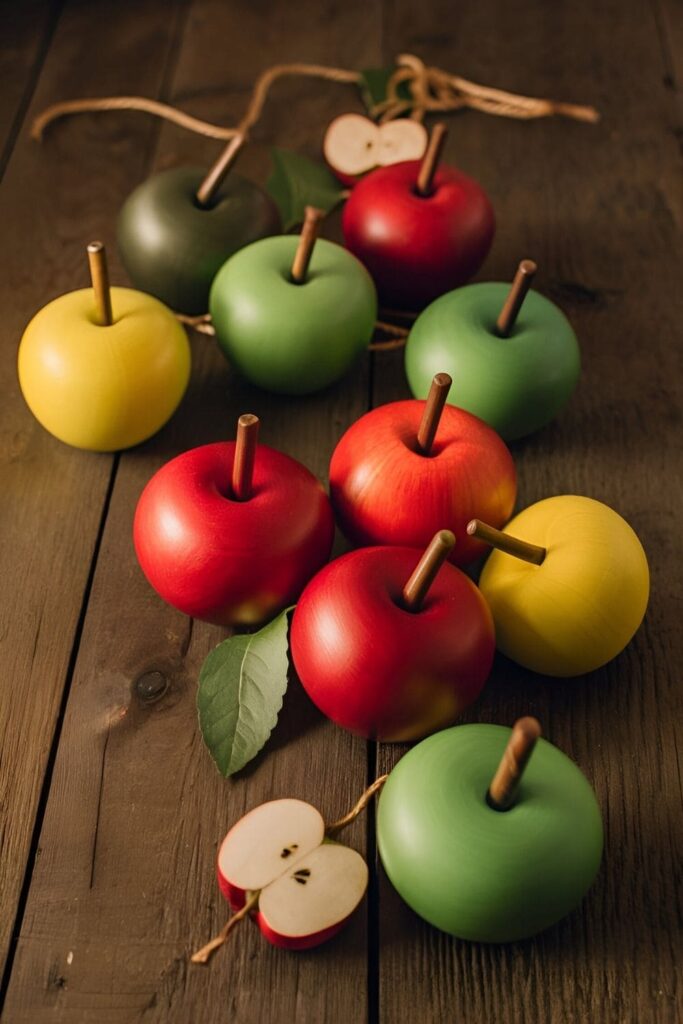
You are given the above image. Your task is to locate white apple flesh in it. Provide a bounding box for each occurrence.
[216,798,368,950]
[324,113,427,184]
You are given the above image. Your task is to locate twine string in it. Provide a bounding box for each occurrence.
[31,54,598,142]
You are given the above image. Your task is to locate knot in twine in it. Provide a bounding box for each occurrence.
[372,53,599,124]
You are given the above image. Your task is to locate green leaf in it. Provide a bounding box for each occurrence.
[359,67,412,118]
[266,148,347,231]
[197,608,292,777]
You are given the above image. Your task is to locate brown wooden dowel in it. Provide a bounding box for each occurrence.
[416,122,448,197]
[87,241,113,326]
[291,206,324,284]
[402,530,455,611]
[195,132,245,207]
[487,717,542,811]
[496,259,537,337]
[417,373,452,454]
[467,519,546,566]
[231,414,260,501]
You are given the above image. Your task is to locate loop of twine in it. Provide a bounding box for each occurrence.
[31,54,598,142]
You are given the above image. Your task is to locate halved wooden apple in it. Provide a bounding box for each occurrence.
[324,113,427,186]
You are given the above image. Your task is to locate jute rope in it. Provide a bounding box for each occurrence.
[176,312,409,350]
[31,53,598,141]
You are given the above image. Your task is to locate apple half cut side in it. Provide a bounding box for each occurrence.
[256,843,369,950]
[324,113,427,186]
[217,798,325,910]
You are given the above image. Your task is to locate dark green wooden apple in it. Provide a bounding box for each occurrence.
[117,167,280,315]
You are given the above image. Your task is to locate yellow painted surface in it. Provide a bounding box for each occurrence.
[478,495,650,676]
[18,287,191,451]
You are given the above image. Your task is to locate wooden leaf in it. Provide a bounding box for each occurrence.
[266,148,346,231]
[197,609,292,777]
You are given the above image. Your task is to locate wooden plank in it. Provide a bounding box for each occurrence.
[3,1,381,1020]
[0,0,189,992]
[0,0,59,175]
[373,2,683,1022]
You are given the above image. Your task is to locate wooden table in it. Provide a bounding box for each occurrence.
[1,1,681,1021]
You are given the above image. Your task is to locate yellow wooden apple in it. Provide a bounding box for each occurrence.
[474,495,649,676]
[18,243,190,452]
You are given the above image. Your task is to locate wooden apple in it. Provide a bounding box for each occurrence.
[471,495,650,676]
[406,260,581,440]
[18,242,190,451]
[377,718,603,941]
[210,205,377,395]
[134,414,335,625]
[117,134,280,314]
[342,123,494,310]
[210,798,368,952]
[291,530,495,741]
[323,113,427,186]
[329,373,516,567]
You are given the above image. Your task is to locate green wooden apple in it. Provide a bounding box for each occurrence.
[209,215,377,395]
[117,166,280,315]
[377,723,603,942]
[405,263,580,441]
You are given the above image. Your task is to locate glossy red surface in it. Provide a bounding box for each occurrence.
[342,160,495,309]
[255,912,345,950]
[134,442,334,625]
[290,546,495,741]
[329,400,516,567]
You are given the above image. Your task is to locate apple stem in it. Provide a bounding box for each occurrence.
[415,122,448,197]
[496,259,537,337]
[487,717,542,811]
[402,530,455,612]
[417,373,452,455]
[326,774,389,836]
[291,205,324,284]
[466,519,546,566]
[195,131,245,207]
[86,241,113,326]
[232,414,260,501]
[190,889,260,964]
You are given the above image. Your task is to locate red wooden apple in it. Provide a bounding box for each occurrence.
[329,374,516,568]
[134,414,334,625]
[291,531,495,741]
[342,123,494,310]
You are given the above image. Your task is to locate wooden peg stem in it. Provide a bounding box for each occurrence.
[402,530,455,612]
[466,519,546,566]
[195,132,245,207]
[417,373,452,454]
[487,717,542,811]
[496,259,537,337]
[231,414,259,501]
[416,122,448,197]
[291,206,324,284]
[86,241,113,326]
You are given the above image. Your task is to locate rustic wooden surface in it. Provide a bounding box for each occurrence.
[0,1,681,1021]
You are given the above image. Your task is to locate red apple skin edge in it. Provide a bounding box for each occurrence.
[342,160,495,310]
[134,442,335,625]
[329,401,516,568]
[290,546,495,742]
[217,864,351,950]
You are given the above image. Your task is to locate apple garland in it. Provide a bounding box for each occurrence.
[21,46,643,963]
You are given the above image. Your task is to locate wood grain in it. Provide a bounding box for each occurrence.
[3,0,380,1020]
[374,1,683,1022]
[0,0,681,1021]
[0,0,188,990]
